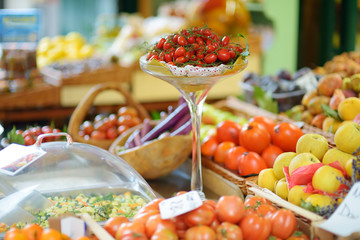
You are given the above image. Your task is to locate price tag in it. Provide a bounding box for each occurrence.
[61,217,87,239]
[318,182,360,237]
[159,191,203,219]
[0,144,45,176]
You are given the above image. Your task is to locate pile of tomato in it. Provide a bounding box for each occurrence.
[3,223,91,240]
[146,26,247,67]
[79,106,142,141]
[15,125,62,146]
[103,194,309,240]
[201,116,304,176]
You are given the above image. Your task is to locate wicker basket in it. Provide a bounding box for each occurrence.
[108,123,192,180]
[68,82,150,149]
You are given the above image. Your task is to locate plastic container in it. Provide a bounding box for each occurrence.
[240,82,306,112]
[0,133,157,228]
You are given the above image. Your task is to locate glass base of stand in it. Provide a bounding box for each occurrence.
[196,190,206,201]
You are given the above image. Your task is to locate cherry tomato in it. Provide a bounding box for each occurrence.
[24,135,36,146]
[239,122,271,154]
[104,216,129,237]
[239,214,271,240]
[216,120,242,145]
[201,135,218,157]
[91,130,107,140]
[185,225,216,240]
[238,151,267,176]
[164,53,172,62]
[271,209,297,239]
[175,56,187,64]
[187,36,195,44]
[249,116,276,134]
[217,49,231,62]
[106,127,118,139]
[225,146,247,170]
[214,141,236,164]
[163,41,171,50]
[118,106,138,118]
[118,115,140,128]
[41,125,53,134]
[178,36,188,46]
[216,222,243,240]
[216,195,245,224]
[157,38,166,49]
[261,144,284,168]
[183,202,216,227]
[221,36,230,46]
[271,122,303,152]
[80,121,94,135]
[174,47,186,58]
[204,53,217,64]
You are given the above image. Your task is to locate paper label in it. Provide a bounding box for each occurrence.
[159,191,203,219]
[61,217,86,239]
[0,144,45,176]
[318,182,360,237]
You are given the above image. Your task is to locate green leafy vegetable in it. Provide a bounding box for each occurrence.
[321,104,342,121]
[7,126,25,145]
[253,86,279,114]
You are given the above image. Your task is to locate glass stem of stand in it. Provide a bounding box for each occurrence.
[182,89,210,199]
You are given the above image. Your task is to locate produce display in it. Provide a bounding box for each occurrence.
[201,116,304,176]
[102,194,309,240]
[257,130,360,217]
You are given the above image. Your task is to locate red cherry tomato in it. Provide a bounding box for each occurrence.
[217,49,231,62]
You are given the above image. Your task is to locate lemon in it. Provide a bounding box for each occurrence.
[275,178,289,200]
[288,185,311,206]
[312,165,344,194]
[257,168,277,192]
[79,44,94,58]
[304,194,335,209]
[51,35,66,45]
[65,31,85,48]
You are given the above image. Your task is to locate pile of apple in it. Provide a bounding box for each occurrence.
[257,121,360,216]
[78,106,142,141]
[287,66,360,134]
[201,116,304,177]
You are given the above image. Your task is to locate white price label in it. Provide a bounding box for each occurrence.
[159,191,203,219]
[318,182,360,237]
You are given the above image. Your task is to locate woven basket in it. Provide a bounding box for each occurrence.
[109,123,192,180]
[68,82,150,149]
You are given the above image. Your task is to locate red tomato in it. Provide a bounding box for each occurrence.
[214,141,236,164]
[255,204,277,218]
[41,125,53,134]
[22,224,43,240]
[271,122,303,152]
[185,225,216,240]
[118,106,139,118]
[217,49,231,62]
[221,36,230,46]
[104,216,129,237]
[271,209,297,239]
[261,144,284,168]
[239,214,271,240]
[183,202,216,227]
[157,38,166,49]
[239,122,271,154]
[39,229,63,240]
[29,126,41,136]
[115,222,145,240]
[106,127,118,139]
[132,209,160,226]
[249,116,276,134]
[151,227,178,240]
[145,213,176,238]
[216,195,245,224]
[177,36,188,46]
[118,115,141,128]
[204,53,217,64]
[174,47,186,58]
[91,130,107,140]
[225,146,247,170]
[216,120,242,145]
[216,222,243,240]
[201,135,219,157]
[237,152,267,176]
[286,231,310,240]
[244,196,272,209]
[24,135,36,146]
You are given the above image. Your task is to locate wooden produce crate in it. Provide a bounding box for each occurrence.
[41,63,133,87]
[0,80,60,111]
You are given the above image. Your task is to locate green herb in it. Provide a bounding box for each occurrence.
[321,104,342,121]
[253,86,279,113]
[7,126,25,145]
[238,33,250,58]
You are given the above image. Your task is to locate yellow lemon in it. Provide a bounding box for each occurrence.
[275,178,289,200]
[288,185,311,206]
[258,168,277,192]
[304,194,335,209]
[65,31,86,48]
[79,44,94,58]
[312,165,345,194]
[338,97,360,121]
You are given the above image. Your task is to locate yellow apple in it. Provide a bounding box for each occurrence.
[295,133,328,160]
[289,153,321,176]
[272,152,297,179]
[322,117,341,134]
[338,97,360,121]
[322,148,355,168]
[275,178,289,200]
[334,121,360,155]
[304,194,335,209]
[288,185,311,206]
[257,168,277,192]
[312,165,345,194]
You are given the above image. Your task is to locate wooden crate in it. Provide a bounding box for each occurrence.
[41,64,133,87]
[0,81,60,111]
